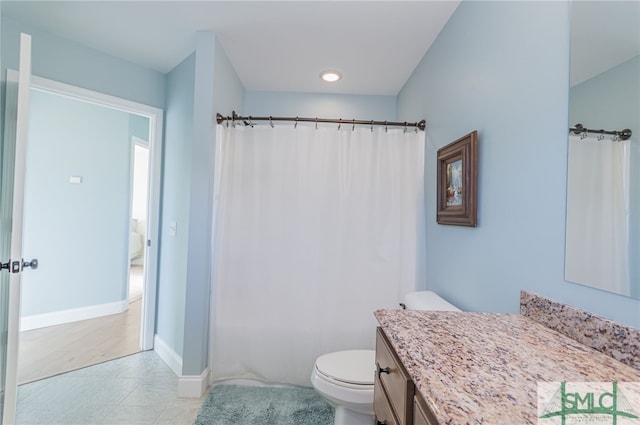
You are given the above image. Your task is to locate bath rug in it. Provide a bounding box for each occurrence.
[193,384,334,425]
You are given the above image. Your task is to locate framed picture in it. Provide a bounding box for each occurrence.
[436,130,478,227]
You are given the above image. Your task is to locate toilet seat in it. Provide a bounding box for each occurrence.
[311,350,376,423]
[314,350,375,388]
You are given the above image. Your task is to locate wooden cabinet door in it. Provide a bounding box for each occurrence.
[413,394,439,425]
[375,327,414,425]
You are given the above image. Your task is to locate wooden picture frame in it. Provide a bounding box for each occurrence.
[436,130,478,227]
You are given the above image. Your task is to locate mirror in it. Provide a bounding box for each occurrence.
[565,1,640,298]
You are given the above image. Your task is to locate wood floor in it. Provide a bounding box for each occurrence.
[17,298,142,385]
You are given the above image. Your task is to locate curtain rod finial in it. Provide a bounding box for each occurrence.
[620,129,632,141]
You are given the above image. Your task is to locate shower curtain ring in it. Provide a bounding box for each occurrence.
[385,121,388,133]
[371,120,374,133]
[352,119,356,131]
[295,116,298,129]
[338,119,342,131]
[404,122,408,133]
[269,116,274,128]
[315,118,318,130]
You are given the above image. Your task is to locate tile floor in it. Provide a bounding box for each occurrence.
[16,351,207,425]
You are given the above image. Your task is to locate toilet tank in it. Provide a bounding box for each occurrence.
[401,291,461,311]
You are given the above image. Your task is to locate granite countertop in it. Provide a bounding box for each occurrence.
[374,309,640,425]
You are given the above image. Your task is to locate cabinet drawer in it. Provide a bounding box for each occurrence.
[375,327,414,425]
[374,377,398,425]
[413,394,439,425]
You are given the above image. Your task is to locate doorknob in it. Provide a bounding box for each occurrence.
[22,259,38,270]
[0,258,38,273]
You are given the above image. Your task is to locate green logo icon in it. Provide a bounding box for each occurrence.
[539,382,639,425]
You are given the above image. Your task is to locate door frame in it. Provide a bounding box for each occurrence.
[22,72,164,350]
[2,33,32,425]
[128,137,150,303]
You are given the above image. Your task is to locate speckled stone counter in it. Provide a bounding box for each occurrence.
[520,291,640,370]
[374,309,640,425]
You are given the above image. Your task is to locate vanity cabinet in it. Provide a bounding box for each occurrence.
[413,394,439,425]
[375,302,640,424]
[373,378,398,425]
[374,327,439,425]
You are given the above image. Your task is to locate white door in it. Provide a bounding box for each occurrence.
[0,33,33,425]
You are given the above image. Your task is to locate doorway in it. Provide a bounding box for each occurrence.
[129,139,149,305]
[9,73,162,383]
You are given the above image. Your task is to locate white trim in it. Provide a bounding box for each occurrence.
[154,334,209,397]
[3,34,32,425]
[140,106,163,351]
[22,72,164,352]
[20,300,128,331]
[153,334,183,377]
[29,74,155,118]
[178,368,211,398]
[132,135,149,148]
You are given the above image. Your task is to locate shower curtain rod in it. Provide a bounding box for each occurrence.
[570,123,632,140]
[216,111,426,131]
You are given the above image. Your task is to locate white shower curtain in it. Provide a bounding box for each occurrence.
[565,134,630,295]
[210,124,425,386]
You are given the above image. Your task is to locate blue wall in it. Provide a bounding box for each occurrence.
[156,53,195,360]
[21,89,131,316]
[130,114,150,142]
[570,56,640,133]
[158,33,245,375]
[182,34,244,376]
[0,17,167,258]
[1,17,165,109]
[1,17,167,316]
[397,1,640,327]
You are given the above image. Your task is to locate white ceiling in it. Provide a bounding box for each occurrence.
[2,1,461,96]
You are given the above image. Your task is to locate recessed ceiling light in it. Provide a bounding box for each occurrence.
[320,70,342,83]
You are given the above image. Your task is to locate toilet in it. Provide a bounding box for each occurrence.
[310,291,461,425]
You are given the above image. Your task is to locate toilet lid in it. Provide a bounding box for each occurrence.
[315,350,375,385]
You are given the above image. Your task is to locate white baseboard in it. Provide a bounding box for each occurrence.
[153,335,209,398]
[20,299,128,331]
[153,334,183,377]
[178,367,210,398]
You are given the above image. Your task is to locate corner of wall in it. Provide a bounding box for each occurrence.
[178,368,210,398]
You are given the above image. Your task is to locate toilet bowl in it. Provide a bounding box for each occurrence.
[311,291,461,425]
[310,350,375,425]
